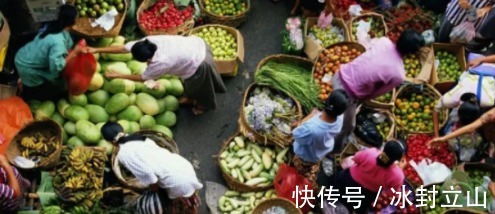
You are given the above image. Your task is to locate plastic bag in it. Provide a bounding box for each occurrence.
[409,159,452,186]
[348,5,362,17]
[321,201,350,214]
[450,21,476,43]
[354,114,383,148]
[136,191,164,214]
[274,164,314,214]
[0,96,33,155]
[317,12,333,29]
[63,39,97,96]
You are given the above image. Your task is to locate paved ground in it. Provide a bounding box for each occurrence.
[173,1,294,212]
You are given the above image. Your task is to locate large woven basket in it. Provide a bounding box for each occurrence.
[349,12,388,42]
[0,84,17,100]
[252,198,302,214]
[100,186,141,209]
[217,133,275,193]
[137,0,194,35]
[69,1,127,37]
[304,17,351,61]
[111,130,179,190]
[199,0,250,28]
[312,41,366,76]
[6,119,62,170]
[255,54,313,75]
[239,84,303,147]
[393,84,448,134]
[355,104,396,145]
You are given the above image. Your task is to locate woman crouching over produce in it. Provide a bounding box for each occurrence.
[328,140,407,214]
[292,89,349,189]
[14,4,81,101]
[331,29,425,151]
[101,122,203,214]
[90,35,227,115]
[0,154,31,213]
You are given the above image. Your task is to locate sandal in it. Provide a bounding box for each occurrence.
[179,97,196,106]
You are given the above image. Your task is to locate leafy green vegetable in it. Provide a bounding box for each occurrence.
[255,61,322,113]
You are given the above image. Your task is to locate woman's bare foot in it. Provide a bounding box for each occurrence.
[192,105,207,115]
[179,97,195,105]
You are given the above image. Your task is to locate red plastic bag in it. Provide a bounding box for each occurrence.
[274,163,315,214]
[0,96,33,155]
[63,39,97,96]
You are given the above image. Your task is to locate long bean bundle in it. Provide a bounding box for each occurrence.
[255,61,323,113]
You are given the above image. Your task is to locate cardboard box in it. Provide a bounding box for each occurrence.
[404,46,435,84]
[189,24,245,77]
[304,17,350,62]
[430,43,467,94]
[25,0,64,23]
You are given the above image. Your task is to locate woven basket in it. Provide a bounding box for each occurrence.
[312,41,366,76]
[255,54,313,75]
[355,104,396,145]
[364,88,396,109]
[339,142,359,164]
[199,0,250,28]
[0,84,17,100]
[393,84,448,134]
[217,133,276,193]
[252,197,302,214]
[349,12,389,42]
[69,1,127,37]
[111,130,179,190]
[304,17,351,61]
[137,0,195,35]
[6,119,62,170]
[238,84,303,147]
[100,186,141,209]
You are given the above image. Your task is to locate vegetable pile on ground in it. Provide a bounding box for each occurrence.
[204,0,247,16]
[417,184,447,214]
[308,24,345,48]
[244,87,299,146]
[219,135,289,187]
[373,91,393,104]
[394,93,435,132]
[29,36,183,151]
[314,44,363,101]
[385,4,435,43]
[218,190,277,213]
[403,134,456,185]
[403,54,421,79]
[53,147,106,212]
[255,61,322,113]
[192,26,237,60]
[351,16,386,40]
[435,51,462,82]
[74,0,125,18]
[139,0,194,31]
[372,182,418,213]
[19,133,60,158]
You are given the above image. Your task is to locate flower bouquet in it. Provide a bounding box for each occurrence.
[282,17,304,55]
[243,86,300,147]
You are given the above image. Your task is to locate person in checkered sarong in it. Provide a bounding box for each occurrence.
[291,89,349,190]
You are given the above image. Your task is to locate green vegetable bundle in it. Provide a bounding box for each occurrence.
[255,61,322,113]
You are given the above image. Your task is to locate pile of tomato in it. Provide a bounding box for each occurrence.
[139,0,194,31]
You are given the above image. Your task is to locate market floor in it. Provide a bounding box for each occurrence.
[173,1,294,213]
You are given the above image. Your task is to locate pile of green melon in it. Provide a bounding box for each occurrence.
[29,36,183,155]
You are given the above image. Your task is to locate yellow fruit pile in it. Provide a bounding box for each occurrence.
[394,93,436,132]
[20,133,59,158]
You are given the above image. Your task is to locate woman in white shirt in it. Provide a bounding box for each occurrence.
[91,35,227,115]
[101,122,203,214]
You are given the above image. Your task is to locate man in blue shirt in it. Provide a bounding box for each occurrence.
[292,89,349,190]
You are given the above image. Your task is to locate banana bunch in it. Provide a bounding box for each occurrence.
[54,147,106,211]
[20,133,59,158]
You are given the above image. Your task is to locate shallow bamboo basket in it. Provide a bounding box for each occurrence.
[355,104,396,146]
[69,1,127,37]
[255,54,313,75]
[111,130,179,190]
[100,186,141,209]
[6,119,62,170]
[252,197,302,214]
[238,84,303,147]
[339,142,359,165]
[364,88,396,109]
[348,12,389,42]
[217,133,276,193]
[137,0,194,35]
[312,42,366,78]
[199,0,250,28]
[393,84,448,134]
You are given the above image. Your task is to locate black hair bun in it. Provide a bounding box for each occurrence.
[460,92,478,104]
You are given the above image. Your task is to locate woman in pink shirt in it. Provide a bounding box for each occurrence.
[328,140,407,213]
[331,29,425,151]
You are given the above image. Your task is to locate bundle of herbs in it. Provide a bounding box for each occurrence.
[255,61,322,113]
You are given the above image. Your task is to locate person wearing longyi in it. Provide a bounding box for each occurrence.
[89,35,227,115]
[0,154,31,213]
[101,122,202,214]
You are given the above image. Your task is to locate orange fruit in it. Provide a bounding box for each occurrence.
[412,102,420,109]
